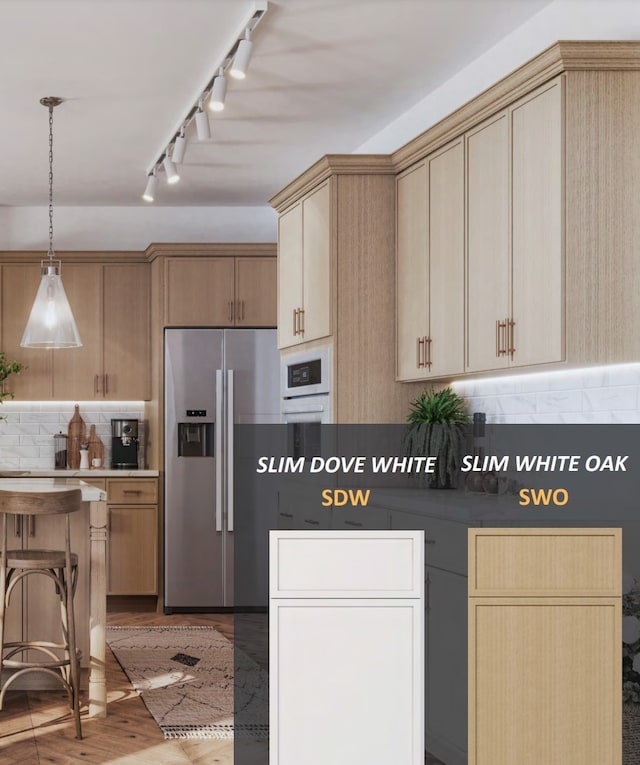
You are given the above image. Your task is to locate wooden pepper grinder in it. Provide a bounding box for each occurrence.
[87,424,105,469]
[67,405,86,470]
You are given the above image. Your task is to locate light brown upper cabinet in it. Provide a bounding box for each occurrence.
[2,261,151,401]
[396,138,465,381]
[466,77,563,373]
[164,256,276,328]
[277,181,331,348]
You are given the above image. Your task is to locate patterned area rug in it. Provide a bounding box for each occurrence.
[106,626,269,740]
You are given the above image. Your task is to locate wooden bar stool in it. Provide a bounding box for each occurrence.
[0,488,83,739]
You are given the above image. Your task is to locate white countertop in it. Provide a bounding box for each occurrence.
[0,469,159,478]
[0,477,107,501]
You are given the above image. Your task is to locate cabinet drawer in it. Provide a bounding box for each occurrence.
[331,505,389,531]
[107,479,158,504]
[270,530,424,599]
[468,528,621,597]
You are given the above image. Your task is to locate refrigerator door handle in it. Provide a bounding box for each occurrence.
[227,368,234,532]
[216,369,223,533]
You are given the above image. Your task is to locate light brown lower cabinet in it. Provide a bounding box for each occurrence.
[468,528,621,765]
[85,478,158,596]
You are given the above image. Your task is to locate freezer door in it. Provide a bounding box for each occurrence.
[164,329,225,609]
[224,329,280,606]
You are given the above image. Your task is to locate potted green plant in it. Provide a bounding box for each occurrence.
[403,386,470,489]
[0,352,24,417]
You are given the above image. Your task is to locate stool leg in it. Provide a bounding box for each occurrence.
[64,516,82,740]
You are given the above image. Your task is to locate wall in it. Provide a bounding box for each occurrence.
[0,205,277,251]
[356,0,640,154]
[0,401,145,470]
[453,365,640,424]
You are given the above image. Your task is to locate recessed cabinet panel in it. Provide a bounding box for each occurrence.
[511,78,564,368]
[301,182,331,343]
[428,139,465,378]
[236,257,276,327]
[396,162,428,380]
[466,113,510,373]
[277,204,303,348]
[165,257,235,327]
[2,264,52,399]
[108,505,157,595]
[51,263,102,400]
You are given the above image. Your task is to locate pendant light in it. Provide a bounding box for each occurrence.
[21,97,82,349]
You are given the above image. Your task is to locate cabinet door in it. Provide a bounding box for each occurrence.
[108,505,157,595]
[277,203,303,348]
[510,78,564,368]
[103,263,151,400]
[236,257,276,327]
[271,599,423,765]
[466,113,510,373]
[165,257,234,327]
[301,182,331,343]
[51,263,102,400]
[469,597,620,765]
[428,139,465,378]
[2,264,52,399]
[396,161,429,380]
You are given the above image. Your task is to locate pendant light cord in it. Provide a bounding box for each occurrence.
[48,104,54,264]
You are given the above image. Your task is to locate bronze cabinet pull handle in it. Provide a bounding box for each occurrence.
[508,319,516,357]
[496,319,507,356]
[416,337,422,368]
[228,301,234,322]
[299,308,305,335]
[94,374,100,395]
[425,336,432,368]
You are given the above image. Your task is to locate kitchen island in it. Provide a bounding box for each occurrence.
[0,478,108,718]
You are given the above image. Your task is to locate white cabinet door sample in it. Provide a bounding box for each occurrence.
[270,531,424,765]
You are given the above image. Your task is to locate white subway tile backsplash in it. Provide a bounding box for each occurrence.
[454,365,640,425]
[0,402,144,469]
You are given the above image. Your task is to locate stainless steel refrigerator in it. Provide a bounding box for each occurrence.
[164,328,280,611]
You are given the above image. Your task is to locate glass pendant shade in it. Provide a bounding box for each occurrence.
[21,264,82,348]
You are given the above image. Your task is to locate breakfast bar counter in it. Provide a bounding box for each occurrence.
[0,477,108,718]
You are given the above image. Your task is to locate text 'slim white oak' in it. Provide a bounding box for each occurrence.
[468,528,621,765]
[270,531,424,765]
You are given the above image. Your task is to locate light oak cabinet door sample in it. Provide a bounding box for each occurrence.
[165,257,235,327]
[466,113,510,373]
[468,529,621,765]
[2,264,52,399]
[235,257,276,327]
[270,531,424,765]
[103,263,151,400]
[277,182,331,348]
[511,78,564,368]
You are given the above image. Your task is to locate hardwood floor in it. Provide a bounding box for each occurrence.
[1,602,444,764]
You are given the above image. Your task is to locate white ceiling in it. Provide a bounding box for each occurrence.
[0,0,551,207]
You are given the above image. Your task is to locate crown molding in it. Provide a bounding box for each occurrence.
[145,242,276,261]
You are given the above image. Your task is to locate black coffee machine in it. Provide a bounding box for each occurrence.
[111,419,139,469]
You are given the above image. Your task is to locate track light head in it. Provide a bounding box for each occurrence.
[142,171,158,202]
[195,103,211,140]
[172,130,187,164]
[209,69,227,112]
[230,30,253,80]
[163,155,180,184]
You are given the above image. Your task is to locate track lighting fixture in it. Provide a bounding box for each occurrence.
[163,154,180,184]
[209,69,227,112]
[143,0,267,201]
[195,101,211,140]
[230,29,253,80]
[142,170,158,202]
[172,129,186,164]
